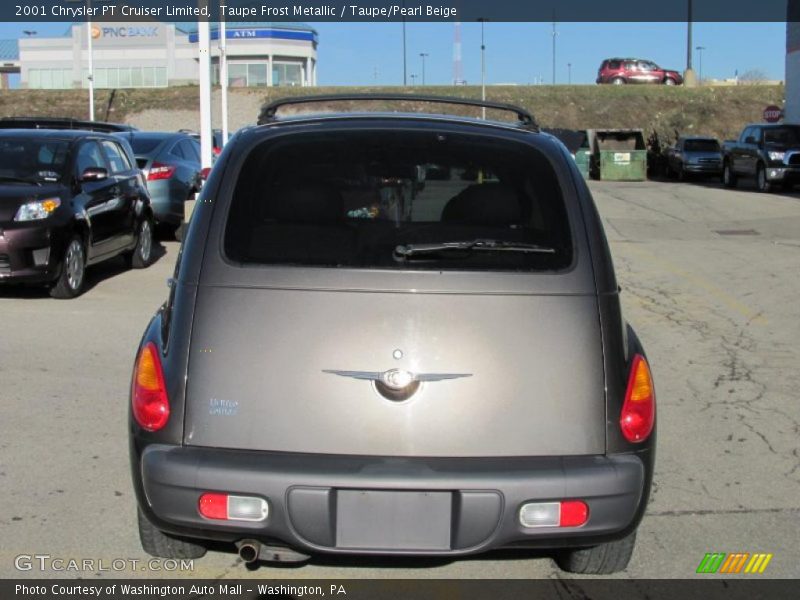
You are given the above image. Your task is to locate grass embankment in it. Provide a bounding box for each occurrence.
[0,84,785,143]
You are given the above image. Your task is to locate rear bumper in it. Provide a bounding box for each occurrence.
[135,445,651,555]
[147,181,185,224]
[0,223,67,284]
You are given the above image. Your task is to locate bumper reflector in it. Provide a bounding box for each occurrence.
[198,493,269,522]
[519,500,589,528]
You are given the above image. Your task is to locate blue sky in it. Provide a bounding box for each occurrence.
[0,21,787,86]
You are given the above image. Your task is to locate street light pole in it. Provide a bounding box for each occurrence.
[68,0,94,118]
[87,0,94,120]
[220,12,229,145]
[695,46,705,83]
[568,62,572,85]
[420,53,428,85]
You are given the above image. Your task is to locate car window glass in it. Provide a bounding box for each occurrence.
[684,139,720,152]
[0,139,70,182]
[101,140,130,174]
[180,140,199,163]
[191,140,202,161]
[76,141,107,176]
[608,61,620,69]
[171,141,187,160]
[225,130,573,273]
[763,127,800,145]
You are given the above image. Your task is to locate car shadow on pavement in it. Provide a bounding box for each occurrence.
[0,242,167,300]
[654,175,800,199]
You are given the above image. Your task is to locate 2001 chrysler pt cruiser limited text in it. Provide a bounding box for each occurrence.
[129,95,656,574]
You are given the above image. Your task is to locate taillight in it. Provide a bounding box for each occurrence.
[200,167,211,181]
[147,162,176,181]
[620,354,655,443]
[132,342,170,431]
[198,493,269,521]
[213,146,222,156]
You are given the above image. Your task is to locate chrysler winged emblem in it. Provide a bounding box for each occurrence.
[323,368,472,401]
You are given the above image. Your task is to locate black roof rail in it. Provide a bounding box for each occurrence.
[0,117,137,134]
[258,94,538,131]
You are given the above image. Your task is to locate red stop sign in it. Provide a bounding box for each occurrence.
[763,105,783,123]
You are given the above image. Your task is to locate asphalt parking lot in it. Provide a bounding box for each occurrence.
[1,179,798,580]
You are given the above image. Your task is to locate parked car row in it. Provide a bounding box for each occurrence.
[0,117,220,297]
[661,124,800,194]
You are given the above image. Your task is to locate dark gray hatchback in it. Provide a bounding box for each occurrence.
[129,96,655,574]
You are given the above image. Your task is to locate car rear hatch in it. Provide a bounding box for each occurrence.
[183,125,605,458]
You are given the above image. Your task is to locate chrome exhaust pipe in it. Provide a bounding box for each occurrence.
[236,539,261,564]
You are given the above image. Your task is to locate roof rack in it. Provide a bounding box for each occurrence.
[0,117,137,134]
[258,94,538,131]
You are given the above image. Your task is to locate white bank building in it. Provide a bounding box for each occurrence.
[18,21,318,90]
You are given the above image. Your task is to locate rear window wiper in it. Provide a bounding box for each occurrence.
[394,239,556,259]
[0,175,42,186]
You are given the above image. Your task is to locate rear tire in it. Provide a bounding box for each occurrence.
[611,77,625,85]
[137,508,207,559]
[50,236,86,299]
[125,218,154,269]
[722,162,737,188]
[555,530,637,574]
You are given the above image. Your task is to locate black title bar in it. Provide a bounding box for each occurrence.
[8,0,800,23]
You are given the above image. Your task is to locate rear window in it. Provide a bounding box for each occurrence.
[129,137,165,155]
[684,139,720,152]
[224,130,573,272]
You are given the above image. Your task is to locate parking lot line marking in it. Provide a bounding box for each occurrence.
[618,244,768,325]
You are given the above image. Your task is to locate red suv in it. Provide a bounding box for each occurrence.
[597,58,683,86]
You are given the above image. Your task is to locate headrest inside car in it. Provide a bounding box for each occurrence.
[266,182,343,224]
[441,182,522,226]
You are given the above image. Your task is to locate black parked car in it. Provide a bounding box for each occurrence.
[722,124,800,192]
[0,128,154,298]
[129,95,655,574]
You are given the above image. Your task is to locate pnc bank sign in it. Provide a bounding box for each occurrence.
[91,26,160,40]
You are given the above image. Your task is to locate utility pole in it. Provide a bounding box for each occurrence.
[219,12,229,145]
[402,2,407,86]
[478,18,487,119]
[568,63,572,84]
[684,0,697,86]
[198,2,213,169]
[420,53,429,85]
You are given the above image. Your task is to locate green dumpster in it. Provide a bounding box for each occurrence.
[574,148,591,179]
[587,129,647,181]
